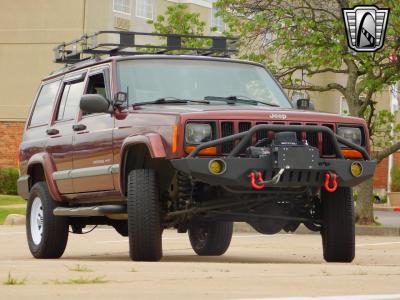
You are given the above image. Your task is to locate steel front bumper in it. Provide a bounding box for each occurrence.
[171,124,376,190]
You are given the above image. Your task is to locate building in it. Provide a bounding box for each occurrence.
[0,0,221,167]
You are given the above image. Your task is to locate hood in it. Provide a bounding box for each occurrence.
[132,103,365,125]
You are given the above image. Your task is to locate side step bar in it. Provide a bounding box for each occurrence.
[54,205,126,217]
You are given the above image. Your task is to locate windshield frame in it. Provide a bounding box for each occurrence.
[115,56,293,108]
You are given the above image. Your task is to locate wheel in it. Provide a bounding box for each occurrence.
[113,221,128,237]
[321,187,355,262]
[26,182,69,258]
[127,169,162,261]
[188,222,233,256]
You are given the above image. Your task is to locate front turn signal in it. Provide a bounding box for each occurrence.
[341,149,363,159]
[172,125,178,154]
[185,146,217,156]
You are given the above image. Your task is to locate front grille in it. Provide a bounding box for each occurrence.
[218,120,337,157]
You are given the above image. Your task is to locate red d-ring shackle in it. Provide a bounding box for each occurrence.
[324,172,337,192]
[250,171,265,190]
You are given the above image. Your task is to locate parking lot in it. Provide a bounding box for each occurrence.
[1,225,400,299]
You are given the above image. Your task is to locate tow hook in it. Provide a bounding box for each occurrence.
[250,171,265,190]
[249,168,285,190]
[324,172,338,192]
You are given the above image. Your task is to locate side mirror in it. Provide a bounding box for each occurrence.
[80,94,111,114]
[296,98,315,111]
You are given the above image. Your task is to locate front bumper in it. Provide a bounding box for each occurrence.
[171,124,376,190]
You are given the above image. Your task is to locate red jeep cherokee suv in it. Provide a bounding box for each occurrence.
[17,32,375,262]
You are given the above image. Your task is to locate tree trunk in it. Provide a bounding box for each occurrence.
[355,177,375,225]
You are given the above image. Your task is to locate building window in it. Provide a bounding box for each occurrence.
[136,0,154,20]
[212,5,224,33]
[113,0,131,15]
[340,96,350,115]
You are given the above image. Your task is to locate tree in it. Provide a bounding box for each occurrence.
[216,0,400,224]
[147,3,211,49]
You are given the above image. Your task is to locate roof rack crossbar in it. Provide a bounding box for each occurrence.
[54,31,238,64]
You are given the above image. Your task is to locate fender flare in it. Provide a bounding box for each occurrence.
[27,153,62,202]
[119,133,167,195]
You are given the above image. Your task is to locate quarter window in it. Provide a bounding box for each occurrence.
[136,0,153,19]
[29,80,61,127]
[56,81,85,121]
[113,0,131,14]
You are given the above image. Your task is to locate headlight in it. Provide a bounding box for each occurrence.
[185,123,212,144]
[337,126,362,145]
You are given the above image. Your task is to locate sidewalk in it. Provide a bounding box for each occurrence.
[234,222,400,237]
[0,204,25,209]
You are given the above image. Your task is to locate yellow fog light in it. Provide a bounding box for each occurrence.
[208,159,226,175]
[350,162,363,177]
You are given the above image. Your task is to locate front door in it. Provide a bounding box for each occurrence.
[72,66,115,193]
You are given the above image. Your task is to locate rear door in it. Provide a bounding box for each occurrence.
[47,72,86,194]
[72,65,115,193]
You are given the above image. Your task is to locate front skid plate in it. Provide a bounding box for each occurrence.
[171,157,376,188]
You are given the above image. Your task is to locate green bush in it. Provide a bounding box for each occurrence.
[0,168,19,195]
[391,165,400,192]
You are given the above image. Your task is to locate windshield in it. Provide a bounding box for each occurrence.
[117,59,292,108]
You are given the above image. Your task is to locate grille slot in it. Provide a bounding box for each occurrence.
[322,124,335,155]
[221,122,234,153]
[305,123,318,148]
[289,122,302,141]
[255,122,269,143]
[239,122,252,151]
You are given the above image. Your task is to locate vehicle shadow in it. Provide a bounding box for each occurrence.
[61,253,320,264]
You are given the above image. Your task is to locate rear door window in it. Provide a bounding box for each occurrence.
[29,80,61,127]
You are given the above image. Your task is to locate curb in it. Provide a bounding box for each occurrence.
[374,207,400,212]
[233,223,400,237]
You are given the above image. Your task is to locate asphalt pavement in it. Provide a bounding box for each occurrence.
[1,225,400,300]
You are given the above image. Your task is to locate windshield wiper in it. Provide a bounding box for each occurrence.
[132,97,209,107]
[204,95,279,107]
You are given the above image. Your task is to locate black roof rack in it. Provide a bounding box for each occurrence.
[53,31,238,64]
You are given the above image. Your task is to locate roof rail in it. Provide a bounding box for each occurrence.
[53,31,238,64]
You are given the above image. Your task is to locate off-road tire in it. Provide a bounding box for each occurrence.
[26,182,69,258]
[321,186,355,263]
[188,222,233,256]
[127,169,162,261]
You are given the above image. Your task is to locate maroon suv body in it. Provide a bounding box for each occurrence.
[18,32,376,262]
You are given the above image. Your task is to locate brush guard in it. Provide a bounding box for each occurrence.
[171,124,376,191]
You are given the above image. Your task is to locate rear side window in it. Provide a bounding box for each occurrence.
[56,80,85,121]
[29,80,61,127]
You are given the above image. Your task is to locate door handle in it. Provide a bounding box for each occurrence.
[72,124,87,131]
[46,128,59,136]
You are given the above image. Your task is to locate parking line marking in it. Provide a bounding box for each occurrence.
[356,242,400,247]
[237,293,400,300]
[0,231,25,236]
